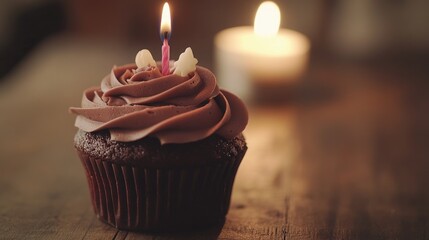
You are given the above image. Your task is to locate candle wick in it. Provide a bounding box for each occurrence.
[161,31,170,41]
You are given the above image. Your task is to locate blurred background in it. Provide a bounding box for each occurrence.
[1,1,429,238]
[0,0,428,79]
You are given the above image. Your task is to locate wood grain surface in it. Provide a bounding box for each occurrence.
[0,37,428,239]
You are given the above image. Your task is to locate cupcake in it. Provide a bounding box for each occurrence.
[69,48,248,231]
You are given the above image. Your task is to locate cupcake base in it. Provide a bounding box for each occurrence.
[75,130,247,232]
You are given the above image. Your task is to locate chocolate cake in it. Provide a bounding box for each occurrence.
[70,48,248,232]
[75,130,246,231]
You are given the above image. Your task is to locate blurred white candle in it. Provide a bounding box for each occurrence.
[214,1,310,100]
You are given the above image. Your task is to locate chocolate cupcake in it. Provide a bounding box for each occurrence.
[70,48,248,231]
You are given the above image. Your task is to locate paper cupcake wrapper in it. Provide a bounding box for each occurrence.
[78,151,244,231]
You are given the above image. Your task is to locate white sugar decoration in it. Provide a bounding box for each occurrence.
[173,47,198,77]
[135,49,157,68]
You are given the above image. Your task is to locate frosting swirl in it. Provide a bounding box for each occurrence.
[70,64,248,144]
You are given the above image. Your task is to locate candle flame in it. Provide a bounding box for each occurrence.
[254,1,281,37]
[160,2,171,40]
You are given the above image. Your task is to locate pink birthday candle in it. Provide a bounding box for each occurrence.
[160,3,171,76]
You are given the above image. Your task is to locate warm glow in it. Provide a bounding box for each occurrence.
[254,1,281,37]
[160,3,171,37]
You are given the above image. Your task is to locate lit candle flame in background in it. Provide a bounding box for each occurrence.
[254,1,281,37]
[160,2,171,40]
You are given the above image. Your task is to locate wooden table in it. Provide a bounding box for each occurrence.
[1,37,428,239]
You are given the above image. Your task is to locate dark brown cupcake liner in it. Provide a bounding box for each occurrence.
[77,150,244,232]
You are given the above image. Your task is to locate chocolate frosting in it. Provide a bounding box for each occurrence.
[70,64,248,144]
